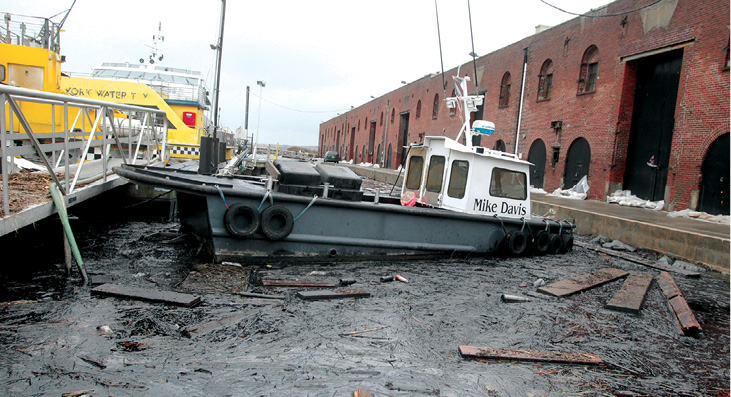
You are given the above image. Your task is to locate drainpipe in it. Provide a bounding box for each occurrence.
[514,48,528,156]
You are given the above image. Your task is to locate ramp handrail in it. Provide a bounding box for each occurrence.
[1,84,168,216]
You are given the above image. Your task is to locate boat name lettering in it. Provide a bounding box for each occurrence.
[473,198,527,216]
[64,87,147,100]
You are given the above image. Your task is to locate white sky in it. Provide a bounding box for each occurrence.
[4,0,611,147]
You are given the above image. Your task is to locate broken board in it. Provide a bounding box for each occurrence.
[297,288,370,300]
[262,280,337,288]
[655,271,702,336]
[574,241,700,278]
[458,345,602,365]
[91,283,201,307]
[182,313,248,338]
[605,273,654,313]
[537,268,628,297]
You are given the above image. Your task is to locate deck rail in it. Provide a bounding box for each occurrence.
[1,84,168,215]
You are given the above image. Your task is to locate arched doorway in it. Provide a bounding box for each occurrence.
[698,133,729,215]
[564,137,591,189]
[527,139,546,189]
[493,140,506,152]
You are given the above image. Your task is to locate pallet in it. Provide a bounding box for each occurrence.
[458,345,602,365]
[605,273,654,313]
[574,241,701,278]
[91,283,201,307]
[537,268,628,297]
[655,271,702,336]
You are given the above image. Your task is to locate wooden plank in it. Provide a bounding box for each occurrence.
[537,268,629,297]
[605,273,654,313]
[574,241,701,278]
[655,271,683,300]
[262,279,337,288]
[458,345,602,365]
[91,283,201,307]
[297,288,370,300]
[182,314,248,338]
[668,295,703,337]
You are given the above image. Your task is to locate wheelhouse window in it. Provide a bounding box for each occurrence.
[499,72,511,108]
[405,155,425,190]
[537,59,554,101]
[425,155,446,192]
[447,160,470,199]
[489,167,527,200]
[577,45,599,94]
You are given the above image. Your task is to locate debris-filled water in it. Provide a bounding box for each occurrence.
[1,186,729,396]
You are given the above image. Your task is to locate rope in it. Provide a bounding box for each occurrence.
[294,195,318,221]
[215,185,229,210]
[257,190,273,211]
[521,217,534,239]
[543,219,550,231]
[493,214,508,237]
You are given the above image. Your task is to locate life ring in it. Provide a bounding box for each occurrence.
[561,234,574,253]
[548,233,562,254]
[224,203,260,238]
[260,205,294,240]
[532,230,551,255]
[505,230,527,256]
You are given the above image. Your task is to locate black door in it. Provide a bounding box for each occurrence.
[564,138,591,189]
[398,112,410,166]
[623,50,683,201]
[527,139,546,189]
[698,134,730,215]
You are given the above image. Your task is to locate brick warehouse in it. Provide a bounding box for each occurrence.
[318,0,729,214]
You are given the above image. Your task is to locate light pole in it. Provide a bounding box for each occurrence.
[253,80,265,159]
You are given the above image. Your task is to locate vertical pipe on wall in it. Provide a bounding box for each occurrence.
[514,48,528,156]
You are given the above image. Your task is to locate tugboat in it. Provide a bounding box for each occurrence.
[113,74,575,262]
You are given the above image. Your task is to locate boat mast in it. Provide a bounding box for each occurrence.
[211,0,226,137]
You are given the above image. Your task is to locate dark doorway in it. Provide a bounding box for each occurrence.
[335,130,340,159]
[368,122,376,163]
[698,133,730,215]
[527,139,547,189]
[623,50,683,201]
[564,137,591,189]
[397,112,410,166]
[387,143,392,169]
[349,126,355,161]
[493,140,506,152]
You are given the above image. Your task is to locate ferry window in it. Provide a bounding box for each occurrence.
[490,167,527,200]
[405,156,425,190]
[426,156,445,192]
[447,160,469,199]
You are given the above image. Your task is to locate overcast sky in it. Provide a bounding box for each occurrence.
[4,0,610,147]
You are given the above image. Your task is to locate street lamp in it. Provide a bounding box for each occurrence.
[253,80,265,159]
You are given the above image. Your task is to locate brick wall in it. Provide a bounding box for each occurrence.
[319,0,730,211]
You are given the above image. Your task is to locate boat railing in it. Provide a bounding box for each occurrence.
[2,13,61,52]
[1,84,168,215]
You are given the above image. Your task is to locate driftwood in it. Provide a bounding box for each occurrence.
[459,345,602,365]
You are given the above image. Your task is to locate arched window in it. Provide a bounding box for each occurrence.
[499,72,511,108]
[432,93,440,119]
[578,45,599,94]
[449,89,457,116]
[391,108,395,124]
[362,146,367,163]
[387,143,393,168]
[537,59,554,101]
[380,112,383,126]
[357,120,360,131]
[416,100,422,119]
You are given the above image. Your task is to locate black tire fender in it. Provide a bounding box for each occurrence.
[506,230,527,256]
[260,205,294,241]
[548,233,562,254]
[533,230,551,255]
[224,203,260,238]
